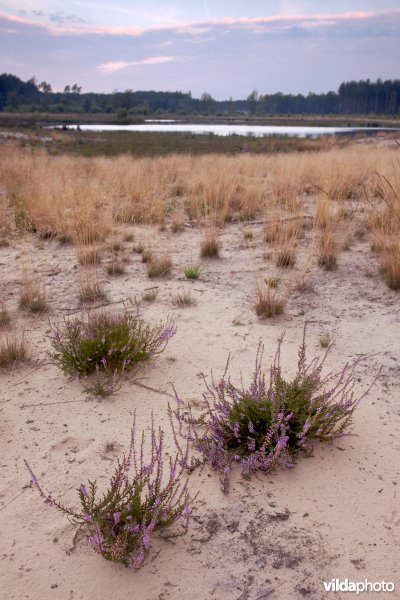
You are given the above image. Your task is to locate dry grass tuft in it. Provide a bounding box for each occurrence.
[147,255,172,278]
[319,229,339,270]
[0,304,11,328]
[173,289,197,307]
[76,245,100,267]
[254,282,286,318]
[19,266,48,314]
[200,228,220,258]
[0,332,28,368]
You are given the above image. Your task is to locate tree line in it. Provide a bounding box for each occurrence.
[0,73,399,116]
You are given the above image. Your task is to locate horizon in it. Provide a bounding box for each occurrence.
[1,1,399,99]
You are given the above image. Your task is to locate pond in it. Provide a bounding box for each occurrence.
[54,122,399,138]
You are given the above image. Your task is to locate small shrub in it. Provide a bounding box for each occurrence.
[83,363,123,398]
[243,230,253,240]
[123,233,135,243]
[25,415,192,567]
[254,282,285,318]
[142,287,159,302]
[175,326,377,492]
[184,265,201,280]
[48,308,176,377]
[173,290,196,308]
[147,256,172,278]
[0,333,28,368]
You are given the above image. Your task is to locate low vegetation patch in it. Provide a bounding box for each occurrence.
[175,326,376,492]
[254,282,285,318]
[184,264,201,280]
[147,256,172,278]
[25,415,192,567]
[0,333,28,368]
[173,289,196,308]
[48,307,176,377]
[200,230,220,258]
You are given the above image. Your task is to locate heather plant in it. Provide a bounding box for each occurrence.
[175,326,376,492]
[48,307,176,377]
[25,415,192,567]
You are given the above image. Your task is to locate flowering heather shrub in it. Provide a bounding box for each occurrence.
[175,326,376,493]
[48,308,176,377]
[25,415,192,567]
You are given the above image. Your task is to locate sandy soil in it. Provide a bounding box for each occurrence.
[0,215,399,600]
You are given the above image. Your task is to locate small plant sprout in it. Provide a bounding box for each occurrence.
[48,306,176,378]
[25,414,193,567]
[184,264,201,280]
[174,325,379,493]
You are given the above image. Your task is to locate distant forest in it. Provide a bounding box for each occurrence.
[1,73,399,116]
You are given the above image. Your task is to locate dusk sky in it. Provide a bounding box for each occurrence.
[1,1,399,98]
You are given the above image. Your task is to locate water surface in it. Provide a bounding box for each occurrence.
[57,123,399,138]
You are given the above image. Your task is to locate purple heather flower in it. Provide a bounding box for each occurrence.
[248,439,256,452]
[248,420,254,434]
[113,512,121,525]
[276,436,289,451]
[80,484,88,497]
[142,531,151,549]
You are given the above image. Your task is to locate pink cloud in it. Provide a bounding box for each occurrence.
[98,56,180,73]
[0,8,399,38]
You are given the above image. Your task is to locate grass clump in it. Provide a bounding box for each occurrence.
[0,304,11,328]
[184,264,201,280]
[200,230,220,258]
[48,307,176,377]
[19,268,49,315]
[176,326,376,492]
[147,256,172,278]
[79,282,107,304]
[254,282,285,318]
[25,415,192,567]
[77,246,100,267]
[0,333,28,368]
[106,263,125,276]
[173,290,196,308]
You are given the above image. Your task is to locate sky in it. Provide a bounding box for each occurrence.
[0,1,399,98]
